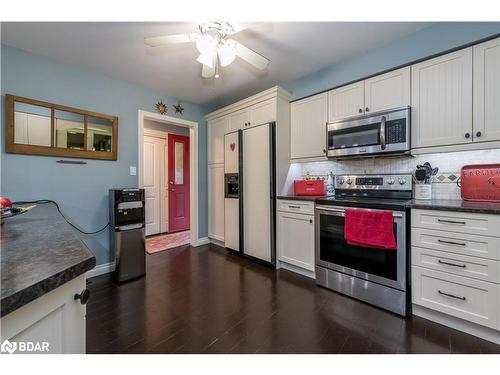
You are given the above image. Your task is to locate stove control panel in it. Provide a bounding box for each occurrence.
[335,174,412,191]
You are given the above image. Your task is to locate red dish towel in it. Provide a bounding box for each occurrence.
[344,208,397,250]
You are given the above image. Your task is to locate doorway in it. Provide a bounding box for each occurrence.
[139,111,199,251]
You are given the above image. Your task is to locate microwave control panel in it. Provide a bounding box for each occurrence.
[386,119,406,144]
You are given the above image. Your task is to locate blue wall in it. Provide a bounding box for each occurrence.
[284,22,500,100]
[0,44,209,266]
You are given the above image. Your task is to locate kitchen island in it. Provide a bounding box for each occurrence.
[1,203,96,353]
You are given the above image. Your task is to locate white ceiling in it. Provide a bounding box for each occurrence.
[1,22,432,108]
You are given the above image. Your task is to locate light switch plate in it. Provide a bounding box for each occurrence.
[129,166,137,176]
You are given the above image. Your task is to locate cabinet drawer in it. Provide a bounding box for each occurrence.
[412,266,500,330]
[411,209,500,237]
[411,227,500,261]
[277,199,314,215]
[412,246,500,283]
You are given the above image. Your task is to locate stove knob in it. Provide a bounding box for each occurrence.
[398,178,407,185]
[346,179,353,185]
[387,178,395,185]
[337,178,345,185]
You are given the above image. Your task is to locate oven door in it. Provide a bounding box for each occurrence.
[315,205,406,291]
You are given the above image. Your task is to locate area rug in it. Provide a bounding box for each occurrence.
[146,230,190,254]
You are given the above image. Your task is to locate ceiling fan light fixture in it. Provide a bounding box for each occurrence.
[218,41,237,67]
[195,33,216,55]
[196,52,215,68]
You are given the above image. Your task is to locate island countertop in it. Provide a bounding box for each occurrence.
[1,203,96,317]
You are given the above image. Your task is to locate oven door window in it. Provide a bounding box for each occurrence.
[328,123,380,150]
[319,213,398,280]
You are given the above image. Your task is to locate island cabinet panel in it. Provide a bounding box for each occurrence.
[1,275,87,354]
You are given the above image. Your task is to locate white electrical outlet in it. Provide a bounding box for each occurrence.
[129,166,137,176]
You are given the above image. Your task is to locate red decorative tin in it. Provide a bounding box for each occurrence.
[294,180,325,196]
[459,164,500,202]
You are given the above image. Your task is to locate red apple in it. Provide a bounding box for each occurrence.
[0,197,13,209]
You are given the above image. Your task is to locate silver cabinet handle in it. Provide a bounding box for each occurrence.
[438,239,466,246]
[288,205,301,209]
[438,218,466,225]
[380,115,386,150]
[316,205,403,218]
[438,259,466,268]
[438,290,466,301]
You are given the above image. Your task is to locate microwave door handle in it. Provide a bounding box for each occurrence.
[380,116,386,150]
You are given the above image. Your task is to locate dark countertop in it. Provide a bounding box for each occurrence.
[278,195,500,214]
[410,199,500,214]
[1,204,96,317]
[277,195,327,202]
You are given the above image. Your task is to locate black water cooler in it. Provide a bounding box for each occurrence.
[109,189,146,282]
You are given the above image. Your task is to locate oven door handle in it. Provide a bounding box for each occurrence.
[316,206,404,218]
[380,115,386,150]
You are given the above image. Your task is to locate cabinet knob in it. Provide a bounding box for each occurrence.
[309,219,313,224]
[74,289,90,305]
[465,132,471,139]
[365,107,369,112]
[476,131,482,137]
[244,122,247,126]
[358,108,363,113]
[248,122,251,125]
[323,149,326,154]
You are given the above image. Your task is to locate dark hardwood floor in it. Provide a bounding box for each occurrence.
[86,244,500,354]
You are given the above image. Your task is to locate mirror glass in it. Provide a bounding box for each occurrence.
[14,102,52,146]
[86,116,113,152]
[174,141,184,184]
[54,110,85,150]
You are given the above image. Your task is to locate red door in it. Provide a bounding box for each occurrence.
[167,134,190,233]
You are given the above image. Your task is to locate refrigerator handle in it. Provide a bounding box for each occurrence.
[238,129,244,255]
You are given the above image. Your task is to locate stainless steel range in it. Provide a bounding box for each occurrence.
[314,173,412,316]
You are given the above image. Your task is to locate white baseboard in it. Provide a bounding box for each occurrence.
[209,238,225,248]
[86,261,115,279]
[413,304,500,345]
[192,237,210,247]
[278,261,315,279]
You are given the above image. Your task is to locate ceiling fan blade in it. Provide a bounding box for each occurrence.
[144,33,198,47]
[227,22,260,35]
[201,64,215,78]
[234,42,269,70]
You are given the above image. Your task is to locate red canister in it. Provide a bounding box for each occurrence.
[459,164,500,202]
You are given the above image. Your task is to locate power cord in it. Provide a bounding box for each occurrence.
[12,199,109,235]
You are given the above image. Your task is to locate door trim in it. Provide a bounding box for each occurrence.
[138,110,199,246]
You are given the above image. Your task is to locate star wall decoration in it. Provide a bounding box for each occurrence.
[173,102,184,115]
[155,100,167,115]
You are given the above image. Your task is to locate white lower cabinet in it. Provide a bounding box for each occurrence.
[0,275,87,354]
[411,208,500,344]
[277,200,315,277]
[208,164,225,242]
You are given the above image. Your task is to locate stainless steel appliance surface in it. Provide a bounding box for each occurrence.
[223,123,276,266]
[327,106,410,158]
[109,189,146,283]
[315,174,412,316]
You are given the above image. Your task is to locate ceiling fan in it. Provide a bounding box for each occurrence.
[144,22,270,79]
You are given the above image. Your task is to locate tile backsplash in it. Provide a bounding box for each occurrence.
[287,149,500,200]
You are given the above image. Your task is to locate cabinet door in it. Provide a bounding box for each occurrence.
[411,48,473,148]
[277,211,315,271]
[364,67,410,113]
[208,116,227,164]
[248,98,276,127]
[473,37,500,143]
[227,109,250,133]
[290,92,328,160]
[327,81,364,121]
[208,164,225,242]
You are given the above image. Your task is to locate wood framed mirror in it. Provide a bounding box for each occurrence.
[5,94,118,160]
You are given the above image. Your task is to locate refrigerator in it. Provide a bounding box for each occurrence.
[224,122,276,266]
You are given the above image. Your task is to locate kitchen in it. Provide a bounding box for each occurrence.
[0,11,499,374]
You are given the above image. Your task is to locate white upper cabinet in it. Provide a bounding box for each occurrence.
[364,67,411,113]
[227,108,250,133]
[249,98,276,128]
[327,81,364,121]
[411,47,473,149]
[473,37,500,143]
[208,116,227,164]
[290,92,328,160]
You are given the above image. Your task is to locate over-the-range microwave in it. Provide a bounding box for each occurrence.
[327,106,410,158]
